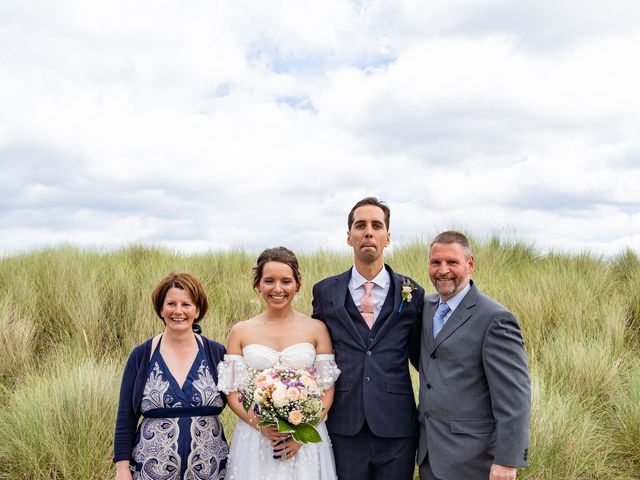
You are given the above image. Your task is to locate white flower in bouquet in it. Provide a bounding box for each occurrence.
[287,387,300,402]
[272,383,289,407]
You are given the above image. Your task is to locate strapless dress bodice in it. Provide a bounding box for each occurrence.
[242,342,316,371]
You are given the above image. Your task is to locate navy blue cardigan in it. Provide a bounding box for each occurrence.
[113,335,226,462]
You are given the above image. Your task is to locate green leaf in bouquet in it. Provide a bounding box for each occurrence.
[276,418,295,433]
[258,420,274,428]
[291,423,322,444]
[307,417,321,427]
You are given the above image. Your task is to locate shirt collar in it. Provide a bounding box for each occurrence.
[350,265,390,290]
[440,281,471,312]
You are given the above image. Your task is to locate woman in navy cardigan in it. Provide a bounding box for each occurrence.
[113,272,228,480]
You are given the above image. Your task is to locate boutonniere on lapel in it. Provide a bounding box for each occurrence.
[401,278,416,302]
[398,278,417,314]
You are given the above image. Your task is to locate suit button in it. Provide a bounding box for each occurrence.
[430,353,437,359]
[366,351,372,356]
[426,383,431,389]
[369,338,374,343]
[364,376,371,383]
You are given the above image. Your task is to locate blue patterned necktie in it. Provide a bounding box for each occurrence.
[433,302,451,338]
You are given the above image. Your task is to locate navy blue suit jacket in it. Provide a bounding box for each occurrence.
[312,264,424,438]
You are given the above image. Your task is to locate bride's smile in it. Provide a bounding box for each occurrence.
[259,261,299,310]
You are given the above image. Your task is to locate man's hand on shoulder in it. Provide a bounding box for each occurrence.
[489,464,517,480]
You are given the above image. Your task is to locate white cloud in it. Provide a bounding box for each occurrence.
[0,0,638,258]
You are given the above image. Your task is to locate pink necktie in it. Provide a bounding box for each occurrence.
[360,282,375,329]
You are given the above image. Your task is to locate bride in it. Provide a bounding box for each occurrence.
[217,247,340,480]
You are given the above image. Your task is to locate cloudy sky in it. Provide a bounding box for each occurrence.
[1,0,638,257]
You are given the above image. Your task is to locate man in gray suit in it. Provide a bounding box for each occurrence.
[418,231,531,480]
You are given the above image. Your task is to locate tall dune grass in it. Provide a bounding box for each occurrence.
[526,374,611,479]
[0,298,36,386]
[0,350,118,479]
[0,240,638,479]
[610,359,640,475]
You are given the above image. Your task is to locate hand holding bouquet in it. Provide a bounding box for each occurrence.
[239,366,324,443]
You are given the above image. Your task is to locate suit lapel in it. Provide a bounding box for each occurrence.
[330,270,367,349]
[424,295,438,350]
[431,284,478,351]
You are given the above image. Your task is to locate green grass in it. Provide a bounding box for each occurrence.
[0,240,638,479]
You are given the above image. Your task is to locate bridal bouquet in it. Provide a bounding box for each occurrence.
[239,366,324,443]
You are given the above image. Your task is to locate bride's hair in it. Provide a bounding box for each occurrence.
[252,246,302,291]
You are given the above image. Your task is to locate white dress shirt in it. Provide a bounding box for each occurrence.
[349,266,390,322]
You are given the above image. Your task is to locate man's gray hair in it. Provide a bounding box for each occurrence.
[430,231,473,258]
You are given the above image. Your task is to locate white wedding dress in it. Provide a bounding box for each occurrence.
[217,343,340,480]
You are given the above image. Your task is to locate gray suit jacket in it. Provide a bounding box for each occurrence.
[418,281,530,478]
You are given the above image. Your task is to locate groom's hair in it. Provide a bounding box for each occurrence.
[347,197,390,230]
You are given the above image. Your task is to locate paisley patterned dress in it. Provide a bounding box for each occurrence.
[130,337,228,480]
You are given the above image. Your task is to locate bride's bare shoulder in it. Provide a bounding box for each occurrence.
[226,316,264,353]
[298,314,329,334]
[230,315,263,334]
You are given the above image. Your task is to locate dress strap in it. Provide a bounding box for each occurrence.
[150,334,163,360]
[150,333,203,361]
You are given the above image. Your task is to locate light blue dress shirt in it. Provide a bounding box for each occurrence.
[438,282,472,324]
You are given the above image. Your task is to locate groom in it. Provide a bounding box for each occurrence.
[312,197,424,479]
